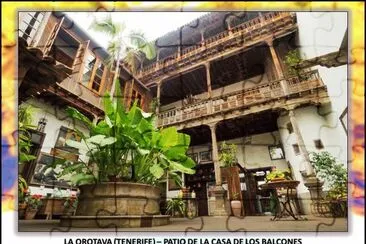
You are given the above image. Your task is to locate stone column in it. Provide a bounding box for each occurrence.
[266,38,289,95]
[208,122,228,216]
[288,109,323,200]
[155,81,161,114]
[205,62,213,113]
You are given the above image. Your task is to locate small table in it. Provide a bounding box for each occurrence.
[261,180,305,221]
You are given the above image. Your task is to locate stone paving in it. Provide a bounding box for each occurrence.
[18,215,347,232]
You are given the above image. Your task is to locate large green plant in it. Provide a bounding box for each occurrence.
[310,151,347,200]
[18,105,37,163]
[166,199,186,217]
[53,81,195,186]
[89,14,156,96]
[219,142,238,167]
[283,49,303,78]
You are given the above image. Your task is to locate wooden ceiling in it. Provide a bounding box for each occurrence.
[180,110,280,146]
[157,44,267,106]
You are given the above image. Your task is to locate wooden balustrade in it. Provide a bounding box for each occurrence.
[157,70,324,127]
[139,12,295,80]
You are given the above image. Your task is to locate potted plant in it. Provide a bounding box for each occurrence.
[166,199,186,217]
[310,152,347,217]
[24,194,43,220]
[219,142,238,168]
[18,176,29,219]
[265,169,292,182]
[49,82,196,227]
[63,195,78,216]
[230,192,242,217]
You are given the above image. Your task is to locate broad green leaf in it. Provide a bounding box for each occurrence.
[66,107,93,129]
[66,139,96,151]
[170,162,195,174]
[149,164,164,179]
[70,173,96,186]
[103,93,114,117]
[159,127,178,148]
[140,42,156,60]
[180,156,196,169]
[127,103,143,126]
[87,135,106,144]
[100,137,117,147]
[105,115,113,128]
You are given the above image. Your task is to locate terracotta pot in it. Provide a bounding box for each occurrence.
[25,208,38,220]
[231,200,242,217]
[18,203,27,219]
[270,178,285,182]
[63,208,75,216]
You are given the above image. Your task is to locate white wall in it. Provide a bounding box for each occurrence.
[277,105,347,194]
[22,98,91,194]
[186,131,288,170]
[294,12,348,192]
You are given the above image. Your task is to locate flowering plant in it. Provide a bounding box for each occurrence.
[64,195,78,209]
[18,176,29,203]
[25,194,43,210]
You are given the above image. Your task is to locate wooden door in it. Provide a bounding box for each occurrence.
[243,171,257,215]
[196,184,208,216]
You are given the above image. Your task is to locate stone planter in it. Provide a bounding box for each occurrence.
[231,200,242,217]
[75,182,161,216]
[60,182,169,228]
[25,208,38,220]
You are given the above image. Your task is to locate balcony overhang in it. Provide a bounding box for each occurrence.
[18,37,72,102]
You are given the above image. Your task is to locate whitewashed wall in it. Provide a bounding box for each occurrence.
[23,98,91,195]
[186,131,288,170]
[293,12,348,192]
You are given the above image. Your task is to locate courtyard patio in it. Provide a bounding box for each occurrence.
[19,215,347,232]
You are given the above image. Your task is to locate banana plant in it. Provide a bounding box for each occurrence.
[56,80,195,186]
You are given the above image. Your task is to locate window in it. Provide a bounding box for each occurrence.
[80,51,106,93]
[292,144,300,155]
[287,122,294,134]
[314,139,324,150]
[19,12,45,45]
[54,126,80,154]
[82,52,96,86]
[91,62,104,92]
[130,89,143,108]
[268,145,285,160]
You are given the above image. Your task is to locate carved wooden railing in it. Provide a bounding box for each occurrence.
[138,12,296,82]
[157,70,324,127]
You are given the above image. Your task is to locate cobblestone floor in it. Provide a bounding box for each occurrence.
[18,215,347,232]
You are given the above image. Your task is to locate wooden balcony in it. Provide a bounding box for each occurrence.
[138,12,296,83]
[157,70,326,128]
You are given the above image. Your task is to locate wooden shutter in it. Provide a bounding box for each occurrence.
[42,17,64,56]
[71,40,90,82]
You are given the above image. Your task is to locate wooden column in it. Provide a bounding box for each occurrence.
[288,109,315,176]
[156,81,161,114]
[208,123,228,216]
[205,62,213,113]
[266,38,289,95]
[209,122,221,186]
